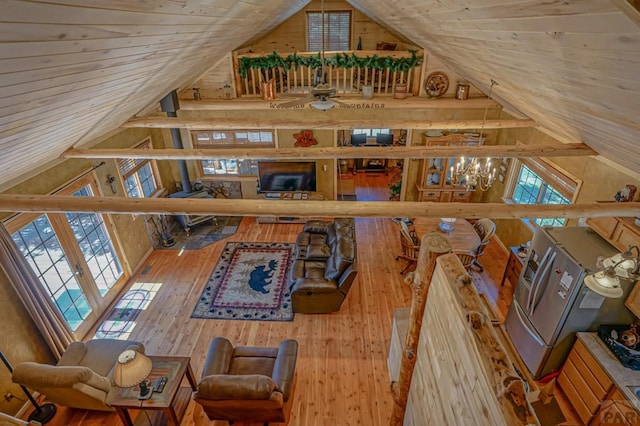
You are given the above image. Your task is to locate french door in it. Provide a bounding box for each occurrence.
[7,174,128,337]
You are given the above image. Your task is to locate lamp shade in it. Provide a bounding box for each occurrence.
[584,270,623,298]
[603,252,640,280]
[113,349,152,388]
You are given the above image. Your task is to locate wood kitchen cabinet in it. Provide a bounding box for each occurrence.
[587,215,640,252]
[415,134,482,203]
[558,339,614,425]
[591,387,637,425]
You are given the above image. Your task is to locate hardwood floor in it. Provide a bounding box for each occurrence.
[31,176,523,426]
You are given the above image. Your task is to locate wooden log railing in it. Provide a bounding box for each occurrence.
[232,50,423,98]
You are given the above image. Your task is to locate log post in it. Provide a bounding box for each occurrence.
[390,232,451,425]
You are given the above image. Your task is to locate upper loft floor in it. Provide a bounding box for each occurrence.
[179,0,483,102]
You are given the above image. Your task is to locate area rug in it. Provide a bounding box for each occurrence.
[159,216,242,250]
[94,289,150,339]
[192,242,294,321]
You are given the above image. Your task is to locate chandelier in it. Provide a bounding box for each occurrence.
[451,79,498,192]
[452,156,496,191]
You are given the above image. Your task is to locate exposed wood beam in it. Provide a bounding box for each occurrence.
[178,98,502,111]
[121,117,536,130]
[62,144,596,161]
[0,195,638,219]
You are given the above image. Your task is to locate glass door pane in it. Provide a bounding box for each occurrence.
[66,211,123,297]
[67,184,123,297]
[11,215,92,331]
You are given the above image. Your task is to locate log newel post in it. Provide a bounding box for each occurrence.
[390,233,451,425]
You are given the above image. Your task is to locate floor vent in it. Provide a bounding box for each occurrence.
[140,266,152,275]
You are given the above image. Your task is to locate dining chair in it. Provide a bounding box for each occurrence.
[471,218,496,271]
[396,221,420,274]
[453,250,477,271]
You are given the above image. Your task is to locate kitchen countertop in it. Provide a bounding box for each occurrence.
[577,332,640,407]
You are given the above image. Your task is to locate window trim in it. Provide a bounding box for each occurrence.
[117,137,162,198]
[504,147,582,228]
[5,173,129,338]
[306,10,352,52]
[191,130,275,177]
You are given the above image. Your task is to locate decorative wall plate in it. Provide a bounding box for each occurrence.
[425,71,449,98]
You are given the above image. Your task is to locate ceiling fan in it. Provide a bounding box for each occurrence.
[280,0,343,111]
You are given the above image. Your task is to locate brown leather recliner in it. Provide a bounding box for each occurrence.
[12,339,145,412]
[193,337,298,424]
[289,218,357,313]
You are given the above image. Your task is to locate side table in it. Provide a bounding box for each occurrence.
[500,246,525,287]
[108,356,197,426]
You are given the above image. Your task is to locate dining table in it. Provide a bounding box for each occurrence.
[412,218,481,252]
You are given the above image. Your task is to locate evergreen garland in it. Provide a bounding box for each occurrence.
[238,50,422,78]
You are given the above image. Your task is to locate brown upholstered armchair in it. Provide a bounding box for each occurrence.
[12,339,145,412]
[193,337,298,425]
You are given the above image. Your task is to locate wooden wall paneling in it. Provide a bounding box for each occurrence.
[404,254,537,425]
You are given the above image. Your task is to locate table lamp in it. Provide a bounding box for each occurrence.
[114,349,153,399]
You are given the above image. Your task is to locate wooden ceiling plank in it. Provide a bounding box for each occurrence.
[610,0,640,28]
[46,0,265,17]
[424,1,615,21]
[0,73,150,122]
[434,39,640,86]
[0,63,167,114]
[432,11,637,34]
[0,22,245,44]
[0,37,236,74]
[0,78,152,138]
[441,30,640,54]
[1,32,223,59]
[0,195,638,220]
[3,0,236,25]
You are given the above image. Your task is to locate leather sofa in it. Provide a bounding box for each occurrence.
[12,339,144,412]
[289,218,357,313]
[193,337,298,424]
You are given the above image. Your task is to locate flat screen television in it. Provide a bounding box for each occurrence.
[258,161,317,193]
[376,133,393,145]
[350,133,367,146]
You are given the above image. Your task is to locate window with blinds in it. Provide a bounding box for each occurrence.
[353,128,391,137]
[506,157,581,227]
[307,11,351,52]
[191,130,274,176]
[117,138,161,198]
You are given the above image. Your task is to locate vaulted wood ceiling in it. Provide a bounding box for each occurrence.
[1,0,639,190]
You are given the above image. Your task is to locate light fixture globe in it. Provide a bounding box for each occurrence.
[584,270,623,298]
[114,349,152,388]
[310,99,335,111]
[602,251,640,280]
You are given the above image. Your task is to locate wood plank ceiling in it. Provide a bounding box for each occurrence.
[348,0,640,171]
[1,0,639,190]
[0,0,308,188]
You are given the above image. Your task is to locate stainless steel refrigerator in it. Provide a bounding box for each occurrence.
[505,226,635,379]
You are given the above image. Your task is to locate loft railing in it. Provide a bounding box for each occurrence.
[232,50,423,98]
